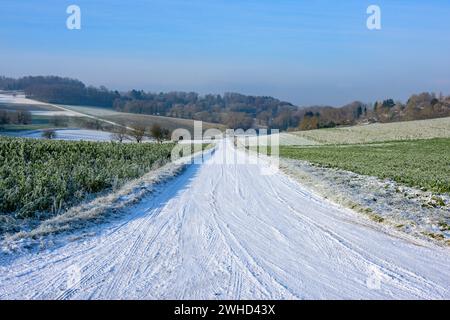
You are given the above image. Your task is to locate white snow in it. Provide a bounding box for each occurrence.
[30,111,78,117]
[244,132,319,146]
[0,93,44,105]
[15,129,116,142]
[0,139,449,299]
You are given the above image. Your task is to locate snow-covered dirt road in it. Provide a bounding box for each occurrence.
[0,140,449,299]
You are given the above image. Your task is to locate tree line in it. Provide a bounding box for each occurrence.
[110,123,170,144]
[0,110,32,127]
[41,122,171,144]
[0,76,119,108]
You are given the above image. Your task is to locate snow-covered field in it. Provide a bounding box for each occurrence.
[0,92,44,105]
[30,110,78,117]
[243,117,450,147]
[290,117,450,145]
[10,129,117,142]
[0,139,449,299]
[5,129,212,143]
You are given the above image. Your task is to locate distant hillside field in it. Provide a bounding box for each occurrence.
[0,94,226,138]
[62,105,226,134]
[278,117,450,145]
[0,102,59,112]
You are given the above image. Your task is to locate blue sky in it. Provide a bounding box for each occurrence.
[1,0,450,105]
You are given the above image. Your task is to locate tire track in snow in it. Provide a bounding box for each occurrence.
[265,172,449,299]
[206,165,288,299]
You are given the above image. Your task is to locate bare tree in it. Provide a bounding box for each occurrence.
[94,119,103,131]
[0,110,8,125]
[111,126,129,143]
[51,116,69,128]
[42,129,57,140]
[150,124,170,143]
[130,125,146,143]
[17,110,32,125]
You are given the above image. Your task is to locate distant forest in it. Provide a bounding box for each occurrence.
[1,75,450,131]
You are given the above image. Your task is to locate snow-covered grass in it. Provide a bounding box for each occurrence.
[62,104,227,132]
[61,105,120,117]
[244,133,319,146]
[30,110,78,117]
[289,117,450,145]
[14,128,117,142]
[0,92,45,105]
[279,158,450,244]
[14,129,111,141]
[242,117,450,148]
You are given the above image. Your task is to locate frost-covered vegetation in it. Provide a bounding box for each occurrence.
[0,137,175,221]
[279,138,450,193]
[280,158,450,243]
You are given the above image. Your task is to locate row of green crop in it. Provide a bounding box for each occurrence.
[279,138,450,193]
[0,137,175,218]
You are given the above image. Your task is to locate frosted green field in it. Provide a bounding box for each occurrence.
[280,138,450,193]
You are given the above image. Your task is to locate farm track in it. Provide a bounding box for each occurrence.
[0,139,449,299]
